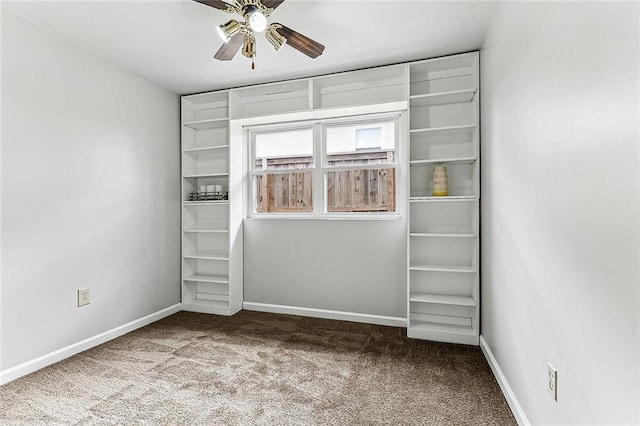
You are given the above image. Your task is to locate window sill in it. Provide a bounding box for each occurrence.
[246,213,402,221]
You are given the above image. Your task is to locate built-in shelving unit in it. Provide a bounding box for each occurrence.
[181,91,242,316]
[407,52,480,345]
[183,51,480,345]
[223,66,407,120]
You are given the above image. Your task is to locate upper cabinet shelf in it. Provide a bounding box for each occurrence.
[410,124,477,135]
[183,173,229,179]
[225,65,407,120]
[409,89,476,107]
[184,145,229,154]
[410,157,477,166]
[409,52,478,98]
[312,65,406,110]
[230,80,310,119]
[182,92,229,124]
[184,118,229,130]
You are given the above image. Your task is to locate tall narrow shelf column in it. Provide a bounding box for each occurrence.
[181,91,242,315]
[407,52,480,345]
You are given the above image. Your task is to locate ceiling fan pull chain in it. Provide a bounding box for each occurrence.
[252,56,255,70]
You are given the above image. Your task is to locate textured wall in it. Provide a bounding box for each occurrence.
[1,10,181,371]
[481,2,639,424]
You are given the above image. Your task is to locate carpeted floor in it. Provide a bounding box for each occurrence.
[0,311,516,425]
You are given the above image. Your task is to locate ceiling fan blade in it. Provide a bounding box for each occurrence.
[214,32,244,61]
[261,0,286,10]
[275,24,325,59]
[193,0,233,12]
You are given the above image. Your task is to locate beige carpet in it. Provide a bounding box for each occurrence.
[0,311,516,425]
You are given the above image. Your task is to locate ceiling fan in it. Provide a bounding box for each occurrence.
[194,0,325,69]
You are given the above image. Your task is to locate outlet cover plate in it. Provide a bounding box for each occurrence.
[77,288,90,307]
[547,362,557,401]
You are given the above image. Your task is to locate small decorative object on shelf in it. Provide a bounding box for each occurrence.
[432,166,449,196]
[188,191,229,201]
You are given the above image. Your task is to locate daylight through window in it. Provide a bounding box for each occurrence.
[250,116,398,216]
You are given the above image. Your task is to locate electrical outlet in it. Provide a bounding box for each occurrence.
[547,362,558,401]
[77,288,90,307]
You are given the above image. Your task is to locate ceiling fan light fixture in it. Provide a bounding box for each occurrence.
[216,19,240,43]
[265,24,286,51]
[245,6,267,33]
[242,33,256,58]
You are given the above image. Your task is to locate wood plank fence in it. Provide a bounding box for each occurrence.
[255,151,395,213]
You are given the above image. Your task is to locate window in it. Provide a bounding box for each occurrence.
[250,115,398,216]
[324,121,396,213]
[355,127,382,150]
[253,128,314,213]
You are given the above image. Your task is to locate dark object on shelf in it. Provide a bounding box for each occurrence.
[188,191,229,201]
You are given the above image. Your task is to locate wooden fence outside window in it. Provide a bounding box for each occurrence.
[255,151,395,213]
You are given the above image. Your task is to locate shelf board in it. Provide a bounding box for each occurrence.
[183,173,229,178]
[182,300,231,316]
[409,195,477,203]
[408,321,476,337]
[409,264,476,273]
[183,118,228,130]
[409,233,476,238]
[410,124,476,135]
[183,201,229,206]
[409,293,476,306]
[183,274,229,284]
[183,229,229,233]
[410,89,476,107]
[410,157,477,166]
[183,145,229,153]
[196,293,229,303]
[183,254,229,261]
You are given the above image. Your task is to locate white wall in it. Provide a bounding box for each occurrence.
[481,2,639,424]
[243,218,407,319]
[1,10,181,372]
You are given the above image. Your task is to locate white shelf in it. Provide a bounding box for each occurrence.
[196,293,229,302]
[409,196,477,203]
[409,321,476,336]
[409,293,476,306]
[183,253,229,261]
[183,274,229,284]
[184,118,228,130]
[410,157,477,166]
[183,229,229,233]
[409,264,476,273]
[409,89,476,107]
[183,173,229,179]
[183,145,229,153]
[182,300,231,316]
[410,124,476,135]
[409,233,476,238]
[183,201,230,206]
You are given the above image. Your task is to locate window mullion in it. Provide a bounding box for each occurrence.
[312,123,324,216]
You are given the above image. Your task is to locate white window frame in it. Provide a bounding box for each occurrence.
[248,112,402,219]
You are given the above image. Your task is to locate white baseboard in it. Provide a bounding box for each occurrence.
[480,335,530,426]
[0,303,182,386]
[243,302,407,328]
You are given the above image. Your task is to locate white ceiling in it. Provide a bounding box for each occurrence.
[2,0,497,95]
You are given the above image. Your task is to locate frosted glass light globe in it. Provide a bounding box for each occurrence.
[248,10,267,33]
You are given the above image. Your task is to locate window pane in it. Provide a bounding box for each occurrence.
[326,168,395,213]
[326,121,395,166]
[254,128,314,171]
[254,172,313,213]
[356,127,382,149]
